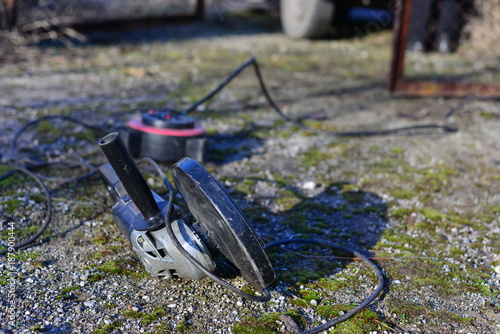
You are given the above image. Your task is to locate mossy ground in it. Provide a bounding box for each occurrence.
[1,7,499,334]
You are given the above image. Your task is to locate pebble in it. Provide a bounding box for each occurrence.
[83,301,95,308]
[302,181,317,190]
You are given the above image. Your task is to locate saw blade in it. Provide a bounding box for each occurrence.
[171,157,275,291]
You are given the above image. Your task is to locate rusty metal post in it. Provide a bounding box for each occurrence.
[388,0,412,93]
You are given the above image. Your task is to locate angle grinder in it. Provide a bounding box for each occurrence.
[98,132,274,299]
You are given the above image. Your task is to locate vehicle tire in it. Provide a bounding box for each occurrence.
[280,0,335,39]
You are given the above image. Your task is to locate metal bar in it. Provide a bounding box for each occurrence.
[388,0,412,93]
[392,81,500,98]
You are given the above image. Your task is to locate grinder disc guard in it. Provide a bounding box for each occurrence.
[172,157,275,291]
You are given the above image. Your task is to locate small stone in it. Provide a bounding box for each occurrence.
[302,181,317,190]
[494,265,500,274]
[84,301,95,308]
[310,299,318,307]
[127,304,140,311]
[167,303,177,308]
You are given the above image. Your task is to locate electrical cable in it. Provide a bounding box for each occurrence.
[9,115,104,183]
[0,166,52,255]
[182,57,463,136]
[264,239,385,334]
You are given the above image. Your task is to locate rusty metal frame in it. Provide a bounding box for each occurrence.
[2,0,204,32]
[388,0,500,97]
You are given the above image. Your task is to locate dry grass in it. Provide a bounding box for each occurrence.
[462,0,500,57]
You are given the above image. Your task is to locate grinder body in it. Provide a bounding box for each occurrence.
[98,133,214,280]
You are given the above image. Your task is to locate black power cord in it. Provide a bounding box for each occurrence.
[0,167,52,256]
[182,57,461,135]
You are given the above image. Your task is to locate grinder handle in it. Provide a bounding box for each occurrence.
[99,132,163,229]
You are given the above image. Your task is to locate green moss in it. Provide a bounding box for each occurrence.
[0,225,41,238]
[122,310,143,319]
[92,320,122,334]
[232,310,308,334]
[234,179,256,195]
[90,250,112,260]
[390,188,416,199]
[103,302,117,309]
[479,111,494,119]
[241,206,270,225]
[449,246,466,256]
[316,304,391,333]
[88,273,106,283]
[281,210,326,236]
[308,277,350,292]
[387,298,474,327]
[74,205,96,221]
[389,208,413,220]
[174,320,191,333]
[297,146,333,169]
[97,260,125,275]
[152,323,172,333]
[11,251,43,261]
[276,267,323,286]
[2,198,22,213]
[275,193,302,211]
[0,167,27,187]
[92,233,109,245]
[301,119,339,132]
[122,306,167,325]
[30,325,45,332]
[36,120,64,137]
[420,207,443,221]
[57,285,80,300]
[297,289,322,305]
[93,258,149,281]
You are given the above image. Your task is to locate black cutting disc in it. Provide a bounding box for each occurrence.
[172,157,275,291]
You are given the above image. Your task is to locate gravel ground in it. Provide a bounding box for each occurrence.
[1,8,499,334]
